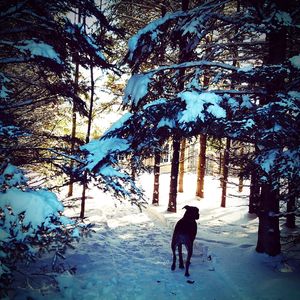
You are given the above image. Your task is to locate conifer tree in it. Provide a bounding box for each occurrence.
[81,0,300,253]
[0,0,119,190]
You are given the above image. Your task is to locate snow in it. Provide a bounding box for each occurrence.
[127,11,183,60]
[100,164,128,178]
[275,11,293,26]
[244,118,255,129]
[0,73,10,99]
[81,137,130,172]
[241,95,253,109]
[157,117,176,129]
[123,73,153,107]
[0,163,27,187]
[179,91,226,123]
[238,64,253,72]
[16,40,62,64]
[288,91,300,99]
[289,55,300,70]
[104,112,132,135]
[257,149,279,174]
[143,98,167,109]
[9,174,300,299]
[0,188,68,241]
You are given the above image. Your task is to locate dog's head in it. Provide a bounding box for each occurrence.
[182,205,200,220]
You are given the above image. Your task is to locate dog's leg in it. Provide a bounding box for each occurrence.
[171,244,176,271]
[185,243,193,277]
[178,244,184,269]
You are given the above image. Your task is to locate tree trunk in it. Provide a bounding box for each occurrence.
[152,150,160,205]
[219,150,222,176]
[286,182,296,228]
[221,138,230,208]
[195,33,209,198]
[178,139,186,193]
[167,0,189,212]
[151,3,166,206]
[168,135,180,212]
[80,65,95,219]
[68,10,81,197]
[238,145,244,192]
[256,1,287,256]
[249,170,260,214]
[256,184,281,256]
[196,134,207,198]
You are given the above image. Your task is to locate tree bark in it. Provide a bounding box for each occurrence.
[196,134,207,198]
[178,139,186,193]
[68,10,81,197]
[256,184,281,256]
[151,2,167,206]
[238,145,244,192]
[286,182,296,228]
[167,0,189,212]
[221,138,230,208]
[80,65,95,219]
[256,0,287,256]
[152,150,160,205]
[249,170,260,214]
[168,135,180,212]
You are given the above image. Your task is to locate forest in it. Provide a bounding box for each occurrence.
[1,0,300,297]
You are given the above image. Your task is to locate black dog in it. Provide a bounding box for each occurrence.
[171,205,199,277]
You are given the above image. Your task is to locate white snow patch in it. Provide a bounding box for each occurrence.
[16,40,62,64]
[0,188,67,240]
[179,91,226,123]
[9,174,300,300]
[81,137,130,171]
[289,55,300,69]
[123,73,152,107]
[275,11,292,26]
[104,112,133,135]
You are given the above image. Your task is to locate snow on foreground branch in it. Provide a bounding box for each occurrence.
[0,163,91,294]
[79,73,300,204]
[78,0,300,215]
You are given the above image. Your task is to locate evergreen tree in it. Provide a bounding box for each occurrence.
[81,0,300,253]
[0,0,119,188]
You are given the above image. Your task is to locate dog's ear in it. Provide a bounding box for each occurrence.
[182,205,190,210]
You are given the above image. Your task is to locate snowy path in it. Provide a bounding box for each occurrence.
[11,174,300,299]
[57,198,242,300]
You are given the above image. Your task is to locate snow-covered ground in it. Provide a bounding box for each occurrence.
[10,173,300,300]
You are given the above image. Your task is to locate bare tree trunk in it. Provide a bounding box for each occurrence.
[286,182,296,229]
[256,0,287,256]
[178,139,186,193]
[68,65,79,197]
[249,170,260,214]
[196,134,207,198]
[219,150,222,176]
[151,2,166,205]
[68,10,81,197]
[195,33,209,198]
[238,145,244,192]
[80,65,95,219]
[167,0,189,212]
[152,150,160,205]
[256,184,281,256]
[168,135,180,212]
[221,138,230,208]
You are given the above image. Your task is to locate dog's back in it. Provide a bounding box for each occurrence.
[171,206,199,276]
[171,217,197,246]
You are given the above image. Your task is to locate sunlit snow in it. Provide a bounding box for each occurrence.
[179,91,226,123]
[8,174,300,300]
